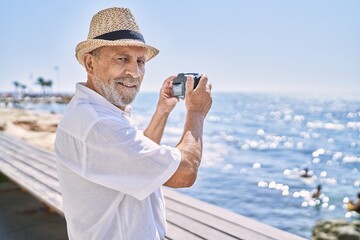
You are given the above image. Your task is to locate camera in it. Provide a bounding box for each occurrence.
[172,73,201,98]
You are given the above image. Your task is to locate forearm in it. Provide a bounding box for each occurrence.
[164,112,204,187]
[143,108,169,144]
[177,112,204,161]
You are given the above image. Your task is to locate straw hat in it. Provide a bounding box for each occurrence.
[76,7,159,66]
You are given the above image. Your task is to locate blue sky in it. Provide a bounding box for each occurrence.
[0,0,359,94]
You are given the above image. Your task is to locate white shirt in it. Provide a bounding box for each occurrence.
[55,83,181,240]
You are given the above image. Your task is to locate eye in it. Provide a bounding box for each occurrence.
[117,57,128,62]
[137,59,145,65]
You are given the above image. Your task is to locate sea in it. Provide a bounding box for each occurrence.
[18,92,360,239]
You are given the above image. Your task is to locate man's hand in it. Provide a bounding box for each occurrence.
[157,76,180,114]
[185,74,212,117]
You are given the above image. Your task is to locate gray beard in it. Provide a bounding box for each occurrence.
[93,78,139,108]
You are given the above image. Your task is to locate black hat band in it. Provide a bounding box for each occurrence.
[94,30,145,43]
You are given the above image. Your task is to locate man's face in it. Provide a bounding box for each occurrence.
[89,45,146,108]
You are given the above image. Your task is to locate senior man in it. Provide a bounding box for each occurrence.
[55,7,212,240]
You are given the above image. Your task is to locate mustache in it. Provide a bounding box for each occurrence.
[113,77,138,85]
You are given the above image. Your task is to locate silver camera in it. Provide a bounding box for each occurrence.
[172,73,201,98]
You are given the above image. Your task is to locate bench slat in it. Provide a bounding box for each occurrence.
[166,222,206,240]
[0,133,57,166]
[0,154,60,192]
[0,158,63,215]
[0,145,58,179]
[165,197,270,240]
[166,209,239,240]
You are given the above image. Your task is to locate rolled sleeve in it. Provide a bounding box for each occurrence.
[83,118,181,200]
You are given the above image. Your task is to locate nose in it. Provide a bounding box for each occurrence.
[124,61,141,78]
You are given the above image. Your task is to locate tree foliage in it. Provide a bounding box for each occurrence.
[37,77,53,95]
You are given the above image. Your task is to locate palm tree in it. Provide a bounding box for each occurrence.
[13,81,20,91]
[45,80,53,95]
[13,81,21,98]
[37,77,46,95]
[20,84,27,95]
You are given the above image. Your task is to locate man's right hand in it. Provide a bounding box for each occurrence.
[184,74,212,118]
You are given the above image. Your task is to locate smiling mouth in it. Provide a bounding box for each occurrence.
[116,82,136,88]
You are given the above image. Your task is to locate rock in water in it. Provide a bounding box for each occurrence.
[312,219,360,240]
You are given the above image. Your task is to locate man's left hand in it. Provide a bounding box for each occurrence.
[157,76,179,114]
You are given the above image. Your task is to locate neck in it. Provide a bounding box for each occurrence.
[85,79,126,111]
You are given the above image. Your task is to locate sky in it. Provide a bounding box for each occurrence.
[0,0,359,94]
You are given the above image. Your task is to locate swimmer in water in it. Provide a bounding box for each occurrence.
[300,167,314,178]
[311,184,322,199]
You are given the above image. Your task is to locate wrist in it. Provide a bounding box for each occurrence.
[155,107,171,117]
[186,111,205,120]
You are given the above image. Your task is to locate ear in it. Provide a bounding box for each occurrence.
[83,53,95,75]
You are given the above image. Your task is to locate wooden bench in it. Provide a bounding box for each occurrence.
[0,132,306,240]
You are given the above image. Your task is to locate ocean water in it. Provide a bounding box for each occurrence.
[22,92,360,239]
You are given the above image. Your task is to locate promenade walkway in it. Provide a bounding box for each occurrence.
[0,132,306,239]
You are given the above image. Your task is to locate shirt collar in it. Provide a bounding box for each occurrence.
[75,82,132,116]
